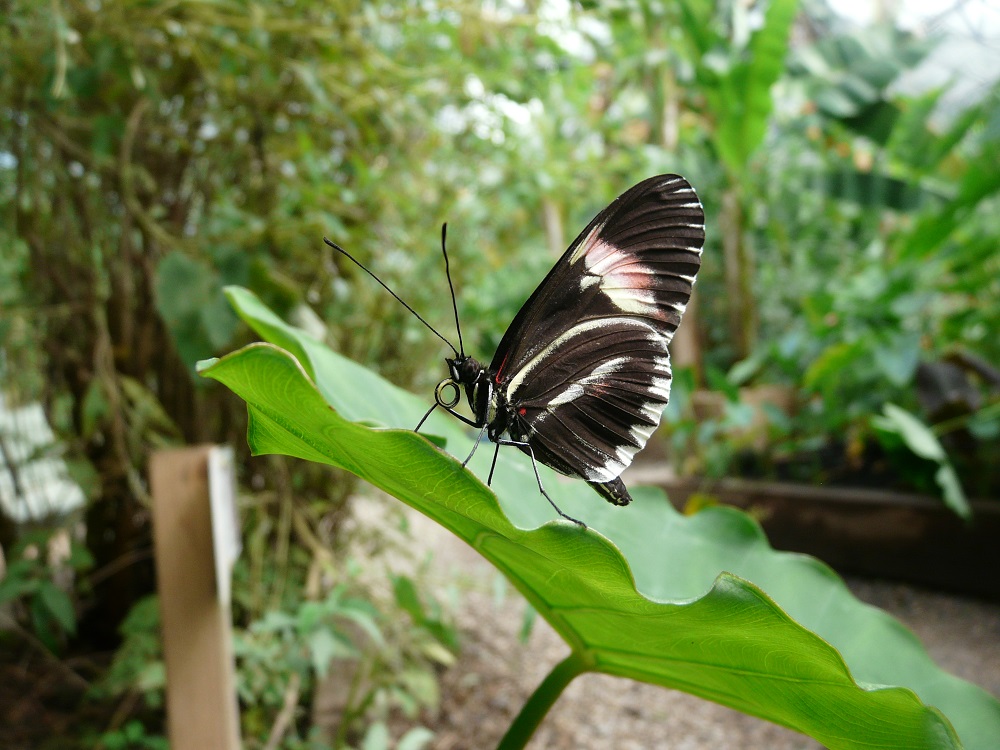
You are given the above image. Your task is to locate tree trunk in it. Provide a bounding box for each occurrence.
[720,186,756,360]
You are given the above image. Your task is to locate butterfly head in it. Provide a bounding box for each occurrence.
[445,355,483,386]
[439,355,492,420]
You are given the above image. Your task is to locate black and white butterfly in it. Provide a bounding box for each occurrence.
[326,174,704,525]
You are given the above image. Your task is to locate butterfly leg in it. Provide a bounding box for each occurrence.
[462,422,489,466]
[495,438,586,528]
[486,442,501,486]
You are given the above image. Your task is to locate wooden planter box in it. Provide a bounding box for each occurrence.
[625,468,1000,601]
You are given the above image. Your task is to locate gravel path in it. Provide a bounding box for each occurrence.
[344,497,1000,749]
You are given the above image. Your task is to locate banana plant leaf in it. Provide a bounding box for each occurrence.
[200,287,1000,750]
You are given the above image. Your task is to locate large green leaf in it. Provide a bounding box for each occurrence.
[899,158,1000,260]
[201,287,1000,749]
[698,0,799,177]
[872,403,971,520]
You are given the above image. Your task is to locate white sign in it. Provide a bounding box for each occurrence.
[208,446,241,606]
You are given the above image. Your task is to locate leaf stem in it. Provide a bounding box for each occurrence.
[496,651,589,750]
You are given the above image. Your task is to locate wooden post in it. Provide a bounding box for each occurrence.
[150,445,241,750]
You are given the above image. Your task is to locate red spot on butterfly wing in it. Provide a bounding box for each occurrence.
[518,407,527,416]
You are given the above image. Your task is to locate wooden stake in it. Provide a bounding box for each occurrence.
[150,445,241,750]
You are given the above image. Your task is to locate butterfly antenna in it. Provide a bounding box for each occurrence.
[324,237,459,357]
[441,223,466,357]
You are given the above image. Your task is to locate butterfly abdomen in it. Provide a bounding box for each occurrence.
[588,478,633,507]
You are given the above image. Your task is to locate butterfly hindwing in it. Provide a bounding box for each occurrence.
[491,174,705,500]
[504,317,671,481]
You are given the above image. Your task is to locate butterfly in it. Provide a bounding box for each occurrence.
[326,174,704,525]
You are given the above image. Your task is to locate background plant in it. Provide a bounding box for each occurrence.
[2,0,999,746]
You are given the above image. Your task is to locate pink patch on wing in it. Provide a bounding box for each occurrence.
[584,240,657,314]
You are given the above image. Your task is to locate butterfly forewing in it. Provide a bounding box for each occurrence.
[490,174,703,380]
[490,174,705,499]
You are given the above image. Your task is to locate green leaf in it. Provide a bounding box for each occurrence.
[155,252,238,369]
[392,575,424,621]
[419,641,456,669]
[399,668,441,713]
[900,158,1000,260]
[823,168,925,211]
[803,341,863,392]
[68,540,96,571]
[91,114,125,157]
[390,574,456,649]
[874,333,921,387]
[880,404,946,461]
[201,288,1000,750]
[675,0,716,59]
[876,404,971,520]
[726,356,761,387]
[135,661,167,694]
[361,721,391,750]
[707,0,799,177]
[119,375,182,441]
[935,465,970,521]
[0,569,38,604]
[338,607,386,649]
[36,580,76,636]
[519,602,538,644]
[81,378,110,439]
[308,628,355,678]
[397,726,435,750]
[842,100,900,145]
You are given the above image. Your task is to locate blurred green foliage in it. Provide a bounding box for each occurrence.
[0,528,93,651]
[1,0,999,747]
